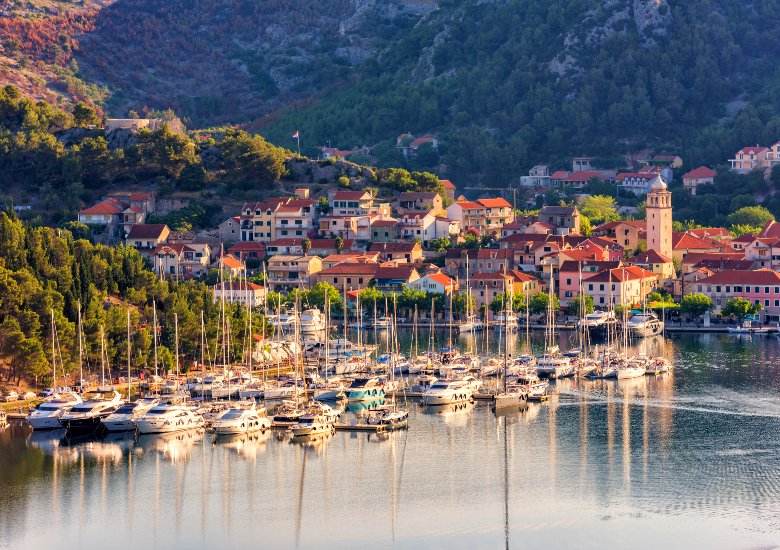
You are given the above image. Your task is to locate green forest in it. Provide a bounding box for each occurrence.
[264,0,780,183]
[0,211,268,388]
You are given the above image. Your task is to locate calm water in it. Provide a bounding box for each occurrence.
[3,332,780,549]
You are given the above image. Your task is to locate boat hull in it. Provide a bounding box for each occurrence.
[27,415,65,430]
[493,392,527,409]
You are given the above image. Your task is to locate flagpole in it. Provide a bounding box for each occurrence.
[297,135,300,156]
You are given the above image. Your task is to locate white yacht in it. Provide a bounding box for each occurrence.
[26,392,83,430]
[60,388,123,434]
[213,406,271,435]
[421,379,473,406]
[579,310,616,328]
[299,309,327,333]
[456,315,484,333]
[290,414,334,437]
[372,316,391,330]
[264,380,304,400]
[625,312,664,338]
[535,355,575,379]
[366,405,409,429]
[135,403,205,434]
[101,397,159,432]
[493,314,518,332]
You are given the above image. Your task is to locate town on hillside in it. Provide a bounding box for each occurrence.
[73,143,780,326]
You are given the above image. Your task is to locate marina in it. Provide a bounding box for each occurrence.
[2,331,780,548]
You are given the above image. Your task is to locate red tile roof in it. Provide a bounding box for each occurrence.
[673,232,721,251]
[632,250,673,264]
[439,179,456,189]
[80,200,123,215]
[739,146,769,155]
[369,242,420,253]
[127,224,169,239]
[683,166,716,180]
[375,265,419,280]
[426,273,458,288]
[318,263,380,276]
[213,281,263,291]
[477,198,512,208]
[454,200,483,210]
[220,256,244,269]
[758,220,780,240]
[332,191,371,201]
[585,266,656,283]
[309,238,355,249]
[696,269,780,285]
[228,242,266,252]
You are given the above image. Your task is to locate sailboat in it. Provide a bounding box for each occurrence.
[535,274,574,379]
[27,310,83,430]
[494,284,528,410]
[368,302,409,429]
[457,267,484,332]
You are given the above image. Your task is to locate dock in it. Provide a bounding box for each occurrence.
[334,423,386,433]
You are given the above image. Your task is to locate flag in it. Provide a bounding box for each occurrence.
[292,131,299,139]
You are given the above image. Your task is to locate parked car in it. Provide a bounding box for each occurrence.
[23,392,37,400]
[1,391,19,402]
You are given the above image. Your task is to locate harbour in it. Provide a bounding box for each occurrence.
[3,331,780,549]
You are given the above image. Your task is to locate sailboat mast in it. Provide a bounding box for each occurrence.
[51,309,56,392]
[77,301,83,391]
[100,325,105,387]
[126,309,131,400]
[174,313,180,382]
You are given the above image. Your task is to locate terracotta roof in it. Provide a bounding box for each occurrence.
[696,269,780,285]
[739,146,769,155]
[369,242,420,253]
[697,259,756,271]
[310,238,354,249]
[477,198,512,208]
[80,200,123,215]
[551,171,601,182]
[213,281,263,291]
[267,238,304,247]
[531,221,556,230]
[758,220,780,240]
[228,242,266,252]
[130,192,153,201]
[220,256,244,269]
[375,265,419,280]
[683,166,716,180]
[585,266,656,283]
[410,136,435,148]
[322,253,379,264]
[507,269,539,283]
[454,200,484,210]
[682,252,745,265]
[127,224,169,239]
[332,191,371,201]
[632,250,673,264]
[673,232,722,251]
[439,179,456,189]
[425,273,458,288]
[318,263,380,276]
[561,249,604,261]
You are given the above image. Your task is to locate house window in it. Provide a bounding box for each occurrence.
[766,287,770,294]
[599,284,604,291]
[765,300,770,307]
[333,278,338,284]
[588,284,593,291]
[346,278,351,284]
[359,278,364,284]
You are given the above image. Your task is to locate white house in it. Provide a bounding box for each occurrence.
[407,273,460,295]
[212,281,267,307]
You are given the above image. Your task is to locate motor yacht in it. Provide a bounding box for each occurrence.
[345,376,385,402]
[421,379,473,406]
[313,380,347,401]
[290,414,334,437]
[26,392,83,430]
[213,405,271,435]
[459,375,483,393]
[264,380,304,400]
[625,312,664,338]
[410,373,438,393]
[299,309,327,333]
[372,316,391,330]
[535,355,574,379]
[135,403,205,434]
[456,315,484,333]
[101,397,159,432]
[366,404,409,429]
[645,356,672,375]
[59,388,123,434]
[579,310,616,328]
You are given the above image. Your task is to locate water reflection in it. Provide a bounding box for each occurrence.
[2,333,780,548]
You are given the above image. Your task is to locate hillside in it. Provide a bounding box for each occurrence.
[2,1,780,184]
[263,0,780,181]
